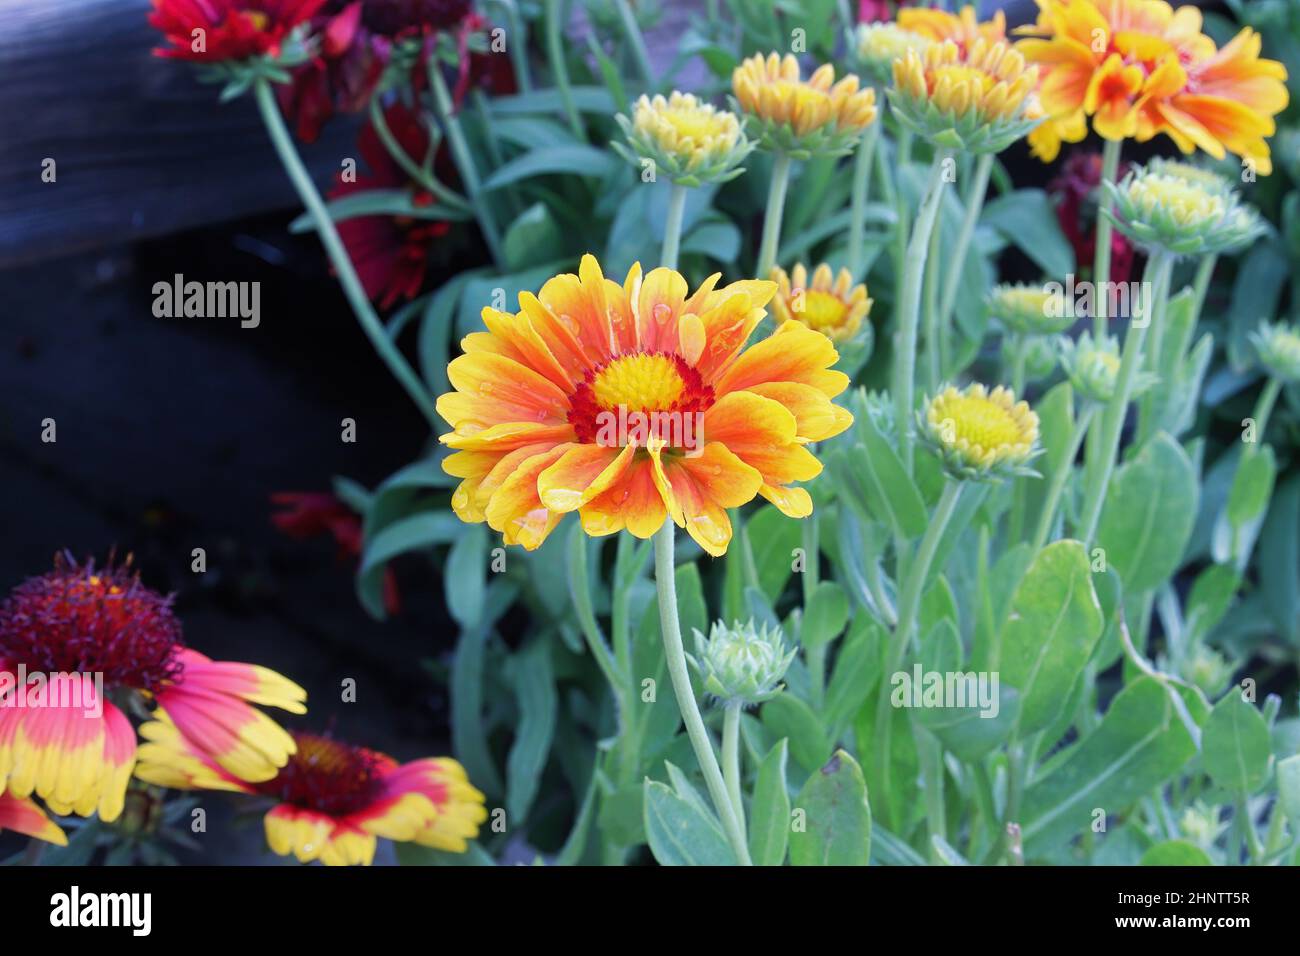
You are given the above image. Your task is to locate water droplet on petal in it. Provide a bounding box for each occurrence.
[653,303,673,325]
[559,313,579,334]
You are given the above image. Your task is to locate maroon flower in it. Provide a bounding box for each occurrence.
[326,102,450,308]
[858,0,910,23]
[1049,152,1135,285]
[271,492,401,614]
[149,0,326,62]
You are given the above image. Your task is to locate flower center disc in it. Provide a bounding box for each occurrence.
[941,395,1024,450]
[800,290,850,332]
[568,352,714,448]
[264,733,387,817]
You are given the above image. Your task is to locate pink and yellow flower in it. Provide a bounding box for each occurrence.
[0,792,66,846]
[136,724,486,865]
[436,255,854,556]
[0,556,305,823]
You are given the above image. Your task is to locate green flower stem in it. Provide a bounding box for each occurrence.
[1031,402,1098,554]
[545,0,583,138]
[1246,378,1282,463]
[872,479,963,828]
[891,130,914,282]
[847,121,881,279]
[892,148,953,475]
[612,0,654,87]
[1007,332,1027,397]
[1077,249,1174,544]
[253,79,441,430]
[654,519,753,865]
[367,95,472,214]
[1091,138,1123,339]
[802,511,826,711]
[936,153,994,377]
[1190,252,1217,324]
[923,210,943,393]
[428,63,504,268]
[755,151,793,280]
[485,0,533,92]
[722,701,747,836]
[661,183,688,270]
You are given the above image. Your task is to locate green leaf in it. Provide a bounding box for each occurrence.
[1021,677,1198,856]
[491,86,616,116]
[749,739,792,866]
[681,218,742,264]
[1202,693,1271,794]
[1277,755,1300,829]
[999,540,1104,736]
[853,412,928,539]
[1097,433,1199,593]
[1184,563,1241,645]
[801,581,849,650]
[931,835,971,865]
[789,750,872,866]
[482,145,616,191]
[289,189,470,232]
[1226,446,1276,528]
[747,505,802,603]
[643,780,737,866]
[357,512,463,618]
[824,617,883,736]
[1140,840,1212,866]
[505,639,558,822]
[916,682,1020,763]
[761,694,830,775]
[981,188,1075,276]
[503,202,564,271]
[1259,475,1300,645]
[445,523,487,629]
[418,270,482,395]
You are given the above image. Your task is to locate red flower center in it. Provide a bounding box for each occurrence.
[567,351,714,447]
[0,558,184,692]
[260,732,388,816]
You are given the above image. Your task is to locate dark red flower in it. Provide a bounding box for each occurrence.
[271,493,400,614]
[858,0,910,23]
[149,0,326,62]
[0,555,184,692]
[1050,152,1135,285]
[326,102,451,308]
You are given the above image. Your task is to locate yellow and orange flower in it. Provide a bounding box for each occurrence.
[889,38,1041,152]
[1017,0,1288,173]
[0,792,66,846]
[732,53,877,156]
[897,4,1007,49]
[135,724,487,866]
[435,255,854,557]
[0,556,305,823]
[770,263,872,343]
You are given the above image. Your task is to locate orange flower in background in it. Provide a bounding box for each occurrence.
[1017,0,1288,172]
[897,3,1006,49]
[149,0,326,62]
[436,255,854,557]
[0,556,306,823]
[135,725,487,866]
[0,792,66,846]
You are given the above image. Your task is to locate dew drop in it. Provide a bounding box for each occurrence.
[653,303,673,325]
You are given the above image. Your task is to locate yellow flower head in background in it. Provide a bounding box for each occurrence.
[436,255,854,556]
[1017,0,1288,173]
[770,263,872,343]
[613,92,753,187]
[732,52,878,157]
[855,22,934,86]
[986,281,1074,337]
[889,37,1041,153]
[919,382,1040,482]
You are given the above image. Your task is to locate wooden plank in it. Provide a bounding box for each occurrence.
[0,0,361,267]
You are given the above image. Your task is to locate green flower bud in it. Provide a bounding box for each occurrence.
[987,282,1074,336]
[1102,163,1265,257]
[689,620,794,706]
[1250,320,1300,383]
[1059,331,1156,405]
